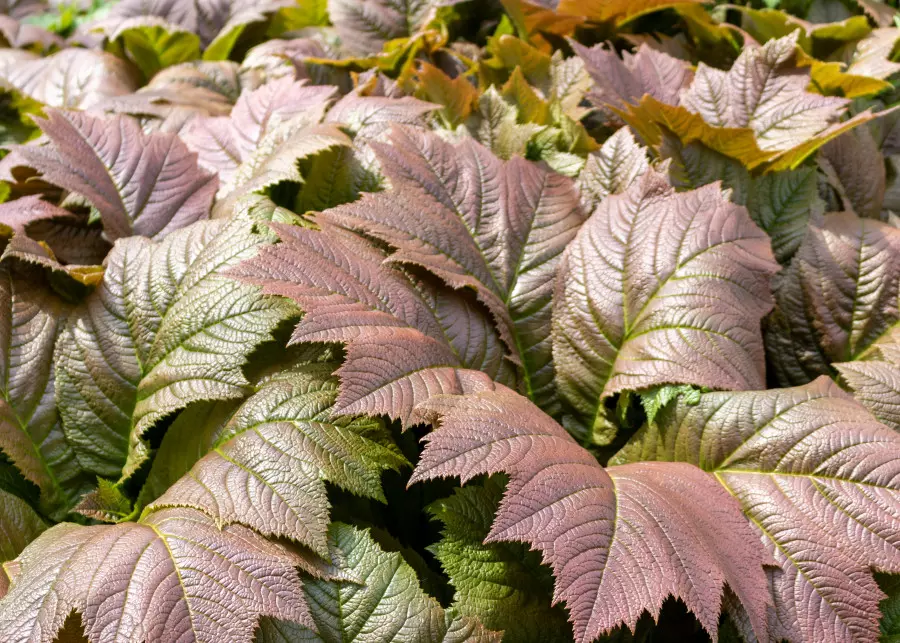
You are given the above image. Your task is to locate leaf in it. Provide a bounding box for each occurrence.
[150,365,406,554]
[0,49,137,110]
[427,479,573,642]
[552,169,778,444]
[411,387,771,643]
[111,18,202,80]
[820,126,886,218]
[0,488,46,565]
[556,0,705,25]
[414,62,479,127]
[0,263,90,516]
[327,0,438,56]
[318,126,585,411]
[576,126,649,212]
[256,523,501,643]
[229,222,511,426]
[614,377,900,643]
[55,219,296,481]
[746,167,824,263]
[0,507,311,643]
[2,109,217,242]
[766,213,900,386]
[183,77,337,190]
[573,41,692,118]
[836,355,900,431]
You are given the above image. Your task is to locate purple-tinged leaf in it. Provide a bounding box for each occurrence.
[576,126,649,212]
[820,127,886,219]
[229,223,511,425]
[411,387,771,643]
[0,507,311,643]
[1,109,217,242]
[319,126,585,412]
[615,377,900,643]
[552,169,778,443]
[766,213,900,386]
[327,0,439,56]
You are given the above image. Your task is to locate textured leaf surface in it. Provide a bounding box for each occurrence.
[615,377,900,643]
[3,109,217,242]
[0,264,88,516]
[257,523,499,643]
[319,126,585,411]
[428,479,572,642]
[183,77,337,190]
[552,169,778,441]
[0,49,137,110]
[0,488,45,565]
[0,507,310,643]
[327,0,436,56]
[577,126,649,213]
[766,213,900,386]
[230,222,509,425]
[820,127,886,219]
[412,387,771,643]
[55,219,295,480]
[151,365,406,554]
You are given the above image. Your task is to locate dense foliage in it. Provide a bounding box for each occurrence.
[4,0,900,641]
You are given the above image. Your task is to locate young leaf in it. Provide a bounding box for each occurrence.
[766,213,900,386]
[411,387,771,643]
[577,126,649,212]
[150,365,407,554]
[55,219,296,481]
[182,77,338,190]
[614,377,900,643]
[0,263,90,516]
[428,479,573,642]
[552,169,778,443]
[0,507,311,643]
[318,126,585,411]
[256,523,500,643]
[229,223,511,425]
[1,109,218,242]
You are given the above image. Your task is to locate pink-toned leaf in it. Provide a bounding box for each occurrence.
[615,377,900,643]
[552,168,778,441]
[0,507,311,643]
[411,387,771,643]
[1,109,217,241]
[229,223,510,425]
[318,126,585,411]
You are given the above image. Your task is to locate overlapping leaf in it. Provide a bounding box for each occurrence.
[766,212,900,386]
[614,377,900,643]
[576,126,649,212]
[553,168,778,442]
[317,126,585,411]
[412,386,771,643]
[150,365,406,554]
[0,263,90,517]
[1,109,217,241]
[257,523,500,643]
[327,0,440,56]
[230,222,511,425]
[0,507,311,643]
[55,219,296,481]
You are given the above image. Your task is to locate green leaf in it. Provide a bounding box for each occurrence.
[0,487,46,564]
[54,219,297,482]
[149,365,407,554]
[428,479,572,642]
[112,20,201,80]
[0,263,90,517]
[256,523,500,643]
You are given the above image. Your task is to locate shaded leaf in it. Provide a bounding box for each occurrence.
[820,126,886,218]
[412,387,771,643]
[257,523,500,643]
[766,213,900,385]
[327,0,439,56]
